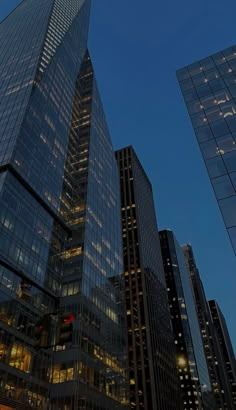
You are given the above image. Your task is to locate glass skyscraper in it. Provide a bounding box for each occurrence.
[183,244,234,409]
[115,147,182,410]
[0,1,128,409]
[177,46,236,255]
[159,230,213,410]
[209,300,236,409]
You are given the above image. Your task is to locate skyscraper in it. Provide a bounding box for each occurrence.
[159,230,213,410]
[0,2,128,409]
[115,146,182,410]
[183,244,234,409]
[209,300,236,409]
[177,46,236,255]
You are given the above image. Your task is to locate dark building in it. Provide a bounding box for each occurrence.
[183,244,234,409]
[177,47,236,255]
[0,1,128,410]
[209,300,236,409]
[115,146,182,410]
[159,230,213,410]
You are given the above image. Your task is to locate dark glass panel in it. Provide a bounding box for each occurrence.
[183,88,199,102]
[225,115,236,132]
[228,227,236,253]
[180,78,194,92]
[200,57,214,71]
[223,73,236,86]
[229,172,236,190]
[217,62,231,75]
[228,84,236,98]
[205,156,227,178]
[214,89,232,104]
[186,99,203,115]
[196,83,212,98]
[228,58,236,70]
[194,125,213,143]
[216,134,236,155]
[223,47,236,60]
[192,73,207,86]
[209,78,226,91]
[188,61,202,76]
[210,119,230,138]
[212,52,226,66]
[219,196,236,228]
[191,111,208,128]
[205,105,222,123]
[223,151,236,173]
[200,140,218,160]
[204,67,220,80]
[177,67,190,81]
[212,175,235,199]
[200,94,217,110]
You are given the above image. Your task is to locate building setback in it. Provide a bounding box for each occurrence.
[177,46,236,255]
[209,300,236,409]
[159,230,213,410]
[183,244,234,409]
[115,146,182,410]
[0,1,128,409]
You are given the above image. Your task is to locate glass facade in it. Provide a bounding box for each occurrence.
[209,300,236,408]
[50,52,129,410]
[116,147,182,410]
[182,244,231,409]
[177,47,236,255]
[160,230,212,410]
[0,2,128,410]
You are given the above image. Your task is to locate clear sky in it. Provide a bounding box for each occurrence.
[1,1,236,353]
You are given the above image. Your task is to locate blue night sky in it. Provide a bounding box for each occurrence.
[1,1,236,352]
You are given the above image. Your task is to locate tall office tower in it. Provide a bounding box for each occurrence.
[209,300,236,409]
[159,230,213,410]
[183,244,234,409]
[115,146,182,410]
[0,1,128,410]
[177,46,236,255]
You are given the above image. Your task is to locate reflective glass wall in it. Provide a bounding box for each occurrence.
[160,230,212,410]
[177,47,236,254]
[50,52,129,410]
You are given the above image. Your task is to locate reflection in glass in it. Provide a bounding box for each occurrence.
[216,134,236,154]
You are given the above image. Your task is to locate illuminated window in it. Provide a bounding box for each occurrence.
[50,364,74,383]
[0,343,8,362]
[9,343,31,373]
[61,247,82,259]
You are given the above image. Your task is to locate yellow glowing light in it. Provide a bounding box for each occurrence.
[177,356,187,368]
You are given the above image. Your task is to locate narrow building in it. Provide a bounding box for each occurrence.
[183,244,233,409]
[115,146,182,410]
[159,230,213,409]
[209,300,236,409]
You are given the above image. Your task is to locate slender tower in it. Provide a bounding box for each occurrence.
[115,146,182,410]
[183,244,234,409]
[209,300,236,409]
[159,230,213,410]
